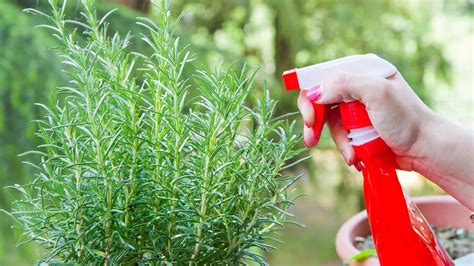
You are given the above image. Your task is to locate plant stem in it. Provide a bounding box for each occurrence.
[190,155,210,264]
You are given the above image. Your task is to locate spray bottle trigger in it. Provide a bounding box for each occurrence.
[311,102,327,145]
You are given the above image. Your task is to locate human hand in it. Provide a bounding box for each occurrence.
[298,71,474,210]
[297,72,434,171]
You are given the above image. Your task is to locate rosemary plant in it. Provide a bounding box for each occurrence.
[6,0,305,264]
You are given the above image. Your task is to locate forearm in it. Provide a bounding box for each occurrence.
[414,113,474,210]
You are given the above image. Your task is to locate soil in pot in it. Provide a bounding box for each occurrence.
[355,226,474,260]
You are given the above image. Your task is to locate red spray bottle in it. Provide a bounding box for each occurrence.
[282,54,454,265]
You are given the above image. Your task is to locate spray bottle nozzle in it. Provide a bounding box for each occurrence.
[282,54,397,91]
[282,54,397,147]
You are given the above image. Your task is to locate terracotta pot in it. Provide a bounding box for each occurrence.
[335,195,474,266]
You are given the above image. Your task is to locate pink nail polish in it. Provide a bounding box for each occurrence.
[342,151,351,165]
[304,119,310,127]
[307,84,321,101]
[303,139,309,148]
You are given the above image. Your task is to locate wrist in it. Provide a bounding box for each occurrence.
[413,113,474,210]
[410,110,446,178]
[412,110,467,184]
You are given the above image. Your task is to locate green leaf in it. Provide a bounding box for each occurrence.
[346,249,378,263]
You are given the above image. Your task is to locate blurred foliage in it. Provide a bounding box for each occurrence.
[0,3,62,262]
[0,0,462,264]
[0,0,61,212]
[169,0,451,125]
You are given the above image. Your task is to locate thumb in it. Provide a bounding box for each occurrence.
[313,72,393,105]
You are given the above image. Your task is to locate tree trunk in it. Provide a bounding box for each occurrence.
[108,0,149,12]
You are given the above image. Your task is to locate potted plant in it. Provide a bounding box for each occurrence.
[4,0,305,264]
[335,195,474,265]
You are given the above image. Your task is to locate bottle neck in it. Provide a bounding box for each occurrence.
[348,126,380,146]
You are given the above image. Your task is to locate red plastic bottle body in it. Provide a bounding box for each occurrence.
[281,67,454,265]
[342,102,453,266]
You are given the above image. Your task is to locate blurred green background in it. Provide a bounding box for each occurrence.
[0,0,472,265]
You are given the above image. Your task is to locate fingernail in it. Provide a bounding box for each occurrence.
[307,84,322,102]
[342,151,351,165]
[304,137,318,148]
[303,125,318,148]
[304,139,310,148]
[304,119,311,127]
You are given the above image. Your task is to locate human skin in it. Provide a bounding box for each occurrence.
[298,72,474,210]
